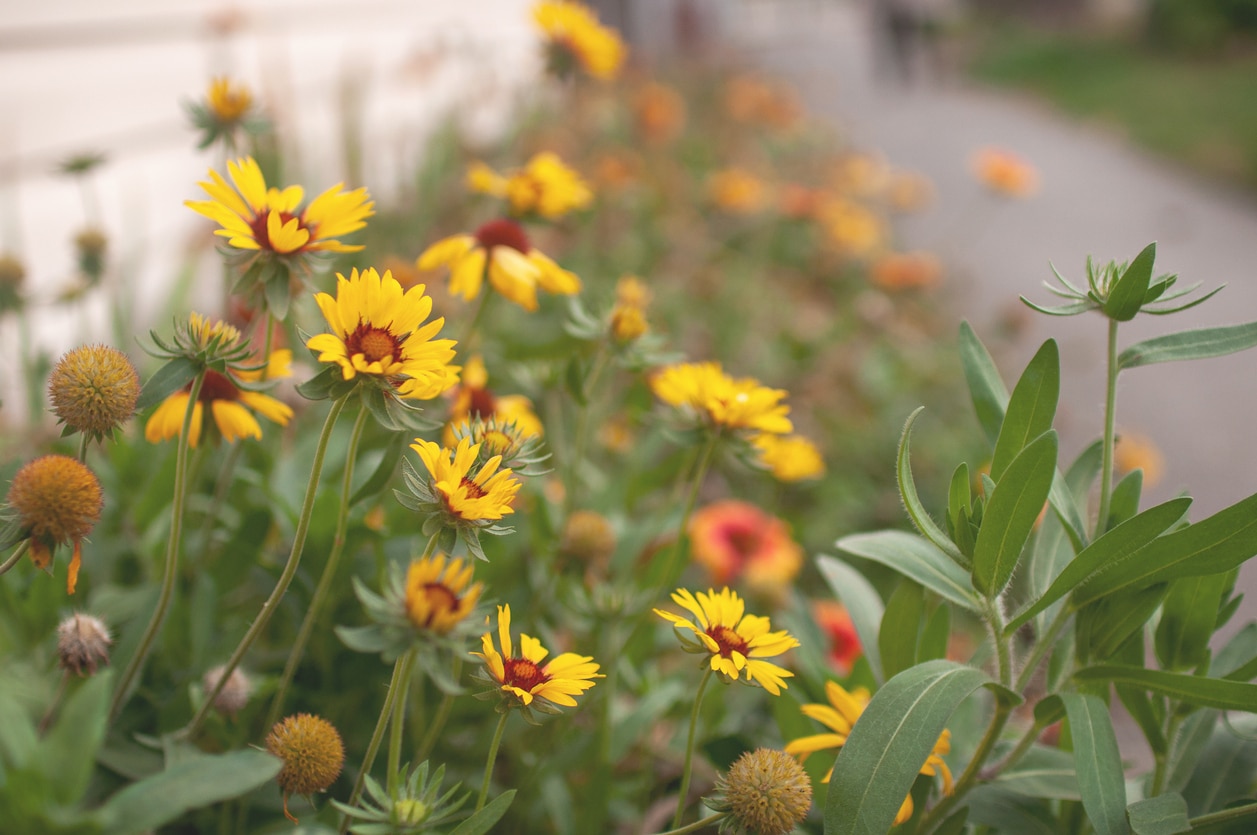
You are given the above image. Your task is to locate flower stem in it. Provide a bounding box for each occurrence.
[658,434,719,593]
[476,711,510,812]
[0,541,29,576]
[266,404,370,728]
[654,812,728,835]
[1095,318,1120,539]
[110,371,205,719]
[672,666,714,830]
[185,394,348,738]
[340,649,413,835]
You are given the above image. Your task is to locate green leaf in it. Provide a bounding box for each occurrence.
[135,358,197,412]
[1074,665,1257,710]
[1073,490,1257,606]
[35,672,111,805]
[817,555,885,682]
[1061,692,1130,835]
[447,790,516,835]
[972,431,1058,597]
[96,749,281,835]
[825,660,1019,835]
[1127,793,1190,835]
[880,581,925,681]
[958,321,1010,445]
[835,531,980,613]
[896,408,968,567]
[1155,573,1232,671]
[1118,321,1257,370]
[1008,497,1190,631]
[1103,242,1156,322]
[990,340,1059,481]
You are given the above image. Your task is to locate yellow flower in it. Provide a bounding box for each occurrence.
[752,433,825,482]
[145,349,294,448]
[650,361,792,435]
[186,156,373,255]
[469,153,592,219]
[474,604,602,708]
[410,437,521,522]
[785,680,953,825]
[404,553,483,633]
[206,77,253,124]
[6,455,103,594]
[533,1,627,81]
[417,219,581,312]
[708,168,766,215]
[443,356,543,447]
[972,146,1039,198]
[654,587,799,695]
[306,267,460,399]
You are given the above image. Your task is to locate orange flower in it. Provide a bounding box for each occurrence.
[689,500,802,596]
[813,600,862,674]
[972,147,1039,198]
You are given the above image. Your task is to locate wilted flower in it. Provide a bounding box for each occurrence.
[813,600,862,674]
[785,681,953,825]
[57,613,112,676]
[533,0,627,81]
[707,748,812,835]
[418,218,581,312]
[473,603,602,714]
[689,501,802,596]
[266,713,346,822]
[751,433,824,482]
[972,146,1039,198]
[654,587,799,694]
[48,345,140,441]
[651,361,792,436]
[468,152,592,219]
[7,455,103,594]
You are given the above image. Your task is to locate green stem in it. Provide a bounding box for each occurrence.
[1095,318,1120,539]
[658,434,719,593]
[340,650,412,835]
[266,404,370,727]
[387,650,418,798]
[476,711,510,812]
[0,541,29,576]
[919,701,1012,834]
[1013,604,1071,693]
[185,394,348,738]
[416,656,462,763]
[1189,801,1257,831]
[654,812,728,835]
[672,667,714,830]
[110,371,205,719]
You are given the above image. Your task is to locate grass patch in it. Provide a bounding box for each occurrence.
[968,25,1257,188]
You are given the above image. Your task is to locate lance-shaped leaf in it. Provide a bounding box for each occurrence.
[1008,497,1190,632]
[897,408,968,567]
[1073,490,1257,606]
[1119,321,1257,370]
[972,431,1058,597]
[818,555,886,682]
[1075,665,1257,711]
[1103,242,1156,322]
[836,531,980,613]
[959,321,1009,445]
[989,340,1059,482]
[825,660,1020,835]
[1061,692,1130,835]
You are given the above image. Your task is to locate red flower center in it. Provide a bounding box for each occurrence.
[194,370,240,403]
[503,657,549,692]
[474,218,531,253]
[345,323,402,364]
[707,624,749,658]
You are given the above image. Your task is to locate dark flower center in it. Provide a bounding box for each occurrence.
[474,218,531,253]
[346,323,402,364]
[708,624,749,659]
[195,370,240,403]
[503,657,548,692]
